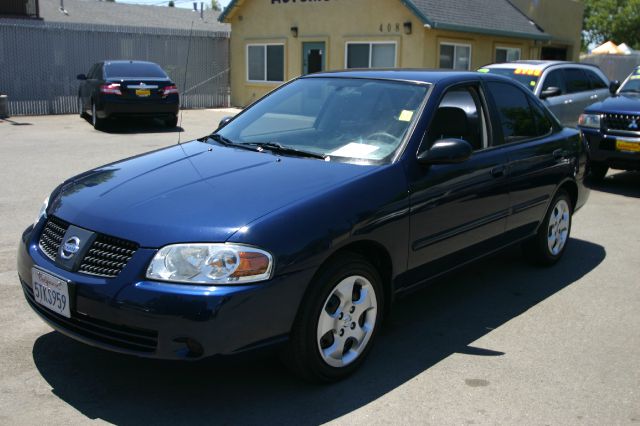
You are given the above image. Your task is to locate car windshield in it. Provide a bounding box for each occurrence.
[479,67,540,92]
[215,77,429,164]
[104,62,168,79]
[619,73,640,93]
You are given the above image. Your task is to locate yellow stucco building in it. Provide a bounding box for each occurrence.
[219,0,584,107]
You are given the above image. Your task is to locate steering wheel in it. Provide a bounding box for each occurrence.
[365,132,398,144]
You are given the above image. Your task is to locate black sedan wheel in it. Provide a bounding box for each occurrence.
[523,189,572,266]
[91,102,106,131]
[283,253,383,382]
[78,98,87,119]
[165,116,178,128]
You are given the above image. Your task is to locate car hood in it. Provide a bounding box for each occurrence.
[585,93,640,114]
[48,140,373,247]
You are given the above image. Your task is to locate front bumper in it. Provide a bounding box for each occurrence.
[582,128,640,171]
[17,224,313,360]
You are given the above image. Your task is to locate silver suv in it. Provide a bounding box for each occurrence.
[480,61,612,128]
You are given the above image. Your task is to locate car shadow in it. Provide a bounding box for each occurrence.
[32,238,605,425]
[588,170,640,198]
[0,118,33,126]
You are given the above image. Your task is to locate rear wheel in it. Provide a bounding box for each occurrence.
[78,97,87,119]
[589,162,608,182]
[164,116,178,128]
[91,102,106,130]
[282,253,383,382]
[523,189,572,266]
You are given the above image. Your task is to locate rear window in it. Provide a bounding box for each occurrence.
[104,62,168,79]
[479,67,540,92]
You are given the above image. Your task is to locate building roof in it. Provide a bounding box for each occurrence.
[404,0,549,40]
[37,0,229,33]
[219,0,549,40]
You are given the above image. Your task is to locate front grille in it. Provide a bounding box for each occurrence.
[603,113,640,133]
[22,280,158,353]
[38,216,138,278]
[78,234,138,278]
[38,216,69,261]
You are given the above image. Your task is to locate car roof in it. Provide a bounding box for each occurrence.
[304,69,506,85]
[103,60,161,66]
[483,60,602,71]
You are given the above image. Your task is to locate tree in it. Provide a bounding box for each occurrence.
[211,0,221,11]
[582,0,640,50]
[168,0,175,5]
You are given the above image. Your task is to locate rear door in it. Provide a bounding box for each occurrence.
[485,80,573,240]
[584,68,611,104]
[408,83,510,273]
[563,67,595,126]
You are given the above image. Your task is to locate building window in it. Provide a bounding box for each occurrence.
[439,43,471,70]
[496,47,521,63]
[247,44,284,83]
[346,42,396,68]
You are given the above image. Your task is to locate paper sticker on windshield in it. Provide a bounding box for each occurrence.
[477,68,490,73]
[399,110,414,122]
[330,143,379,157]
[630,75,640,80]
[530,81,536,86]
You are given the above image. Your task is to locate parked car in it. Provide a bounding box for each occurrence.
[19,70,589,382]
[578,66,640,181]
[77,60,179,130]
[479,61,612,128]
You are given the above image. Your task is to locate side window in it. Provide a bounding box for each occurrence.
[565,68,590,93]
[421,85,487,152]
[586,70,607,89]
[541,69,564,94]
[529,98,553,136]
[87,64,96,79]
[486,81,538,144]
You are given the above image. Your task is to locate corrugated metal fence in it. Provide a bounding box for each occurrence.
[0,19,230,116]
[581,53,640,82]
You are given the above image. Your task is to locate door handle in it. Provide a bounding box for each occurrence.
[490,165,506,178]
[553,149,563,159]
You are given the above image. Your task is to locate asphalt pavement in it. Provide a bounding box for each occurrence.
[0,111,639,425]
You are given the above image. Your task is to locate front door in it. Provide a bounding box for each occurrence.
[302,42,325,75]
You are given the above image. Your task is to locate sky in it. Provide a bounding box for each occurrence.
[115,0,233,9]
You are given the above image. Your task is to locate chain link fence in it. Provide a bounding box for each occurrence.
[0,19,229,116]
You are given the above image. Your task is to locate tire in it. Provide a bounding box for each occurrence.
[165,116,178,128]
[91,102,106,130]
[78,97,87,119]
[589,162,608,182]
[523,189,572,266]
[282,252,384,383]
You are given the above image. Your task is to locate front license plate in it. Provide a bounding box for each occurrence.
[616,140,640,153]
[135,89,151,97]
[31,268,70,318]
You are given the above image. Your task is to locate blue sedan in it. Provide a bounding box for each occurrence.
[18,70,589,382]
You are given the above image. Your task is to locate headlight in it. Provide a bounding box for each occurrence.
[578,113,601,129]
[146,243,273,284]
[34,196,49,227]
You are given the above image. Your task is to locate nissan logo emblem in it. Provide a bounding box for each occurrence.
[61,236,81,259]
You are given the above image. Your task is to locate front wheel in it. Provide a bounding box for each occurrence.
[589,162,608,182]
[523,190,572,266]
[282,253,383,382]
[164,116,178,128]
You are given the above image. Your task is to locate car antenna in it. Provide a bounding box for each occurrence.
[177,21,195,145]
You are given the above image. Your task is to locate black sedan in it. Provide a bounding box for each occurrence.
[21,70,588,382]
[77,60,179,130]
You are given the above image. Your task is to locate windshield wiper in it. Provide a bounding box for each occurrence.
[208,133,259,152]
[243,142,327,160]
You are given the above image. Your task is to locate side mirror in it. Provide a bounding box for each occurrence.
[609,80,620,95]
[77,74,87,81]
[417,138,472,165]
[540,86,561,99]
[217,116,233,129]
